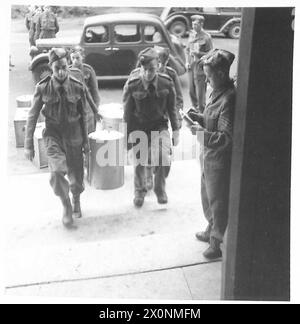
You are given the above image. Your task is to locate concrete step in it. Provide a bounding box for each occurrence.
[5,230,219,288]
[5,160,218,290]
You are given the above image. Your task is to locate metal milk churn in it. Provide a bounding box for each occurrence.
[88,128,125,190]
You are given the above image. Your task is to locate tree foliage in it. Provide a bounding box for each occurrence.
[11,5,163,19]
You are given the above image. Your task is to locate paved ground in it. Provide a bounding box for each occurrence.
[5,160,222,300]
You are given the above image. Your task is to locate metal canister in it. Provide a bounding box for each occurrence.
[16,95,33,108]
[88,129,125,190]
[99,103,124,133]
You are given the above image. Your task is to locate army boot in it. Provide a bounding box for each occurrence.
[72,194,82,218]
[195,224,212,243]
[133,192,145,208]
[155,190,168,204]
[203,237,222,259]
[61,197,73,228]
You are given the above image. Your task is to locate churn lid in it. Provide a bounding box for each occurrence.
[98,103,123,119]
[16,94,33,104]
[89,129,124,142]
[14,108,31,120]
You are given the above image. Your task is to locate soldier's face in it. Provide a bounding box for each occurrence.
[52,58,69,81]
[192,20,203,32]
[204,65,222,89]
[141,59,158,82]
[71,52,83,68]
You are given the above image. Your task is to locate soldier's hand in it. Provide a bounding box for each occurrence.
[24,149,34,161]
[188,111,203,125]
[189,122,204,135]
[95,112,102,122]
[172,130,180,146]
[83,143,91,155]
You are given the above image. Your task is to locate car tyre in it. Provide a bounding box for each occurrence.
[227,23,241,39]
[32,62,52,84]
[169,20,187,38]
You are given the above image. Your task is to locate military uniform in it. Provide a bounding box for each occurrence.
[123,64,180,203]
[199,80,236,243]
[25,9,36,46]
[159,65,183,126]
[31,9,42,45]
[36,10,59,39]
[25,74,88,203]
[186,27,213,112]
[69,63,100,134]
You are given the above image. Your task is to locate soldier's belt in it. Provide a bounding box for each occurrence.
[41,28,56,31]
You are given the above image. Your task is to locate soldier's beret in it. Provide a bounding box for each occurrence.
[70,45,85,56]
[49,47,68,65]
[201,49,235,69]
[154,46,170,63]
[191,15,205,23]
[138,47,158,65]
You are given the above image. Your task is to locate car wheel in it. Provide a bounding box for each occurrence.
[169,20,187,37]
[227,23,241,39]
[32,62,52,84]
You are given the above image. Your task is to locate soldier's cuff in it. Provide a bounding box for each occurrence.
[203,130,212,147]
[24,138,34,151]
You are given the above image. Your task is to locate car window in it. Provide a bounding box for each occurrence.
[144,25,165,43]
[220,7,241,13]
[114,24,141,43]
[84,25,109,43]
[202,7,219,13]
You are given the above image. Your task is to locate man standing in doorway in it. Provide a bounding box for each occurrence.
[186,15,213,113]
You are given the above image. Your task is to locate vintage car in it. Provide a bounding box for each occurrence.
[29,13,186,83]
[161,7,242,39]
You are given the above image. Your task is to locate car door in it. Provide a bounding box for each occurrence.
[110,23,142,77]
[82,23,114,77]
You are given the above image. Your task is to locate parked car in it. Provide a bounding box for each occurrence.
[29,13,186,84]
[161,7,242,39]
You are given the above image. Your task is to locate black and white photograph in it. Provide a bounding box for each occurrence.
[1,0,298,304]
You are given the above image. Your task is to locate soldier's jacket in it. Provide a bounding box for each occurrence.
[36,11,59,38]
[123,68,180,134]
[77,64,100,107]
[69,66,99,133]
[25,11,35,31]
[186,30,213,69]
[32,12,42,41]
[25,75,89,151]
[159,66,183,112]
[201,80,236,169]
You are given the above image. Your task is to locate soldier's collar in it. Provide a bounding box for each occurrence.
[52,75,70,91]
[209,79,235,103]
[141,73,158,91]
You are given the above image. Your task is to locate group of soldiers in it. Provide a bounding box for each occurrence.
[24,14,235,260]
[25,5,59,47]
